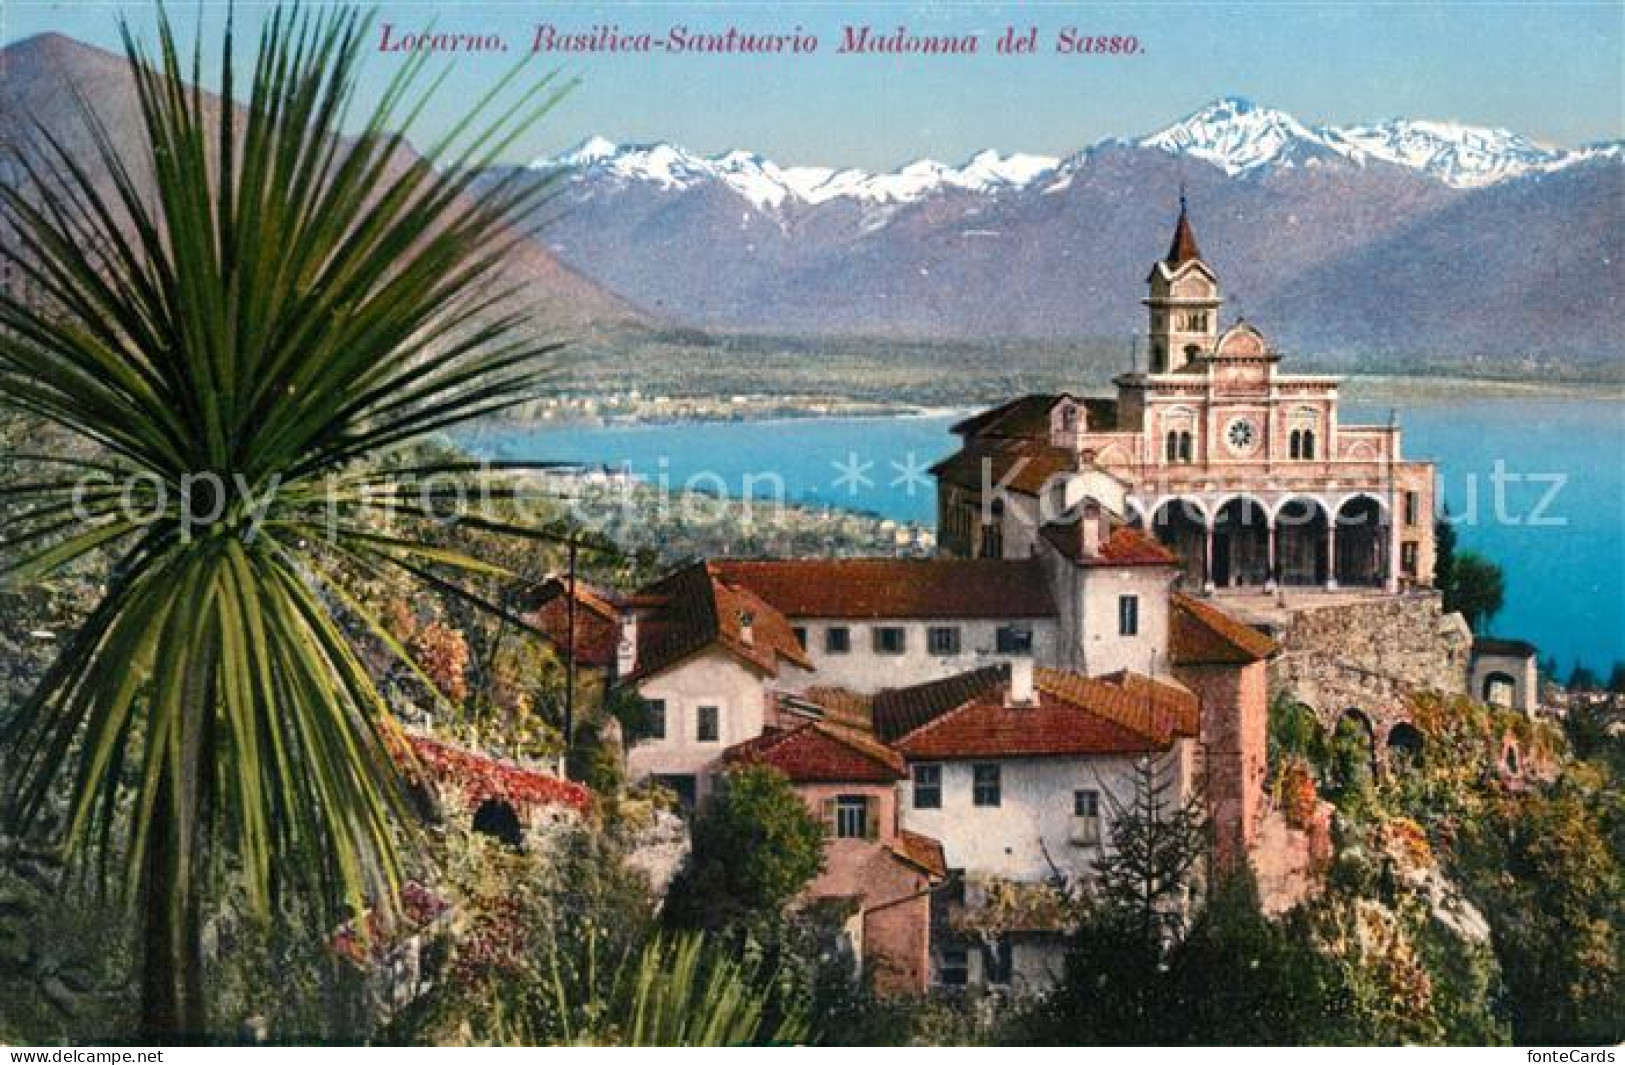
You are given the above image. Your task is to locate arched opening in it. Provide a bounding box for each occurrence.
[472,798,525,849]
[1334,496,1387,587]
[1328,710,1376,797]
[1212,498,1269,589]
[1275,498,1329,586]
[1165,430,1180,462]
[1482,671,1518,708]
[1386,722,1424,769]
[1148,498,1207,588]
[1302,429,1316,460]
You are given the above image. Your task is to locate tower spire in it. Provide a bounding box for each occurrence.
[1166,189,1202,266]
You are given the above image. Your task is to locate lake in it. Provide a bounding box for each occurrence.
[461,396,1625,674]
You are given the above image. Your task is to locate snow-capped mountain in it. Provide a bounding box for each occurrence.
[537,137,1060,209]
[1140,96,1608,188]
[536,98,1618,209]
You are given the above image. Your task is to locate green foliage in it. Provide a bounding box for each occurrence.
[1454,765,1624,1044]
[1442,551,1506,633]
[664,766,826,933]
[1268,691,1327,773]
[0,3,572,1037]
[390,822,801,1046]
[1091,754,1208,944]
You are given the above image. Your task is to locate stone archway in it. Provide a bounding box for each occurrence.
[1386,722,1424,768]
[1147,497,1208,588]
[1334,496,1387,587]
[472,798,525,849]
[1213,497,1270,589]
[1328,709,1377,794]
[1481,671,1518,708]
[1274,497,1330,587]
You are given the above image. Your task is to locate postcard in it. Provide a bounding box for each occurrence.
[0,0,1620,1051]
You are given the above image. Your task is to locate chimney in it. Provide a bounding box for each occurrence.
[737,609,755,647]
[1007,656,1036,707]
[616,607,638,678]
[1080,499,1104,558]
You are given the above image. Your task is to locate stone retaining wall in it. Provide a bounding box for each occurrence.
[1268,592,1471,738]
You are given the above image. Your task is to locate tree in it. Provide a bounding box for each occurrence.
[1092,754,1209,946]
[1569,662,1601,693]
[1161,873,1352,1045]
[0,6,569,1039]
[1443,551,1505,633]
[664,766,826,933]
[1608,662,1625,695]
[1434,502,1457,588]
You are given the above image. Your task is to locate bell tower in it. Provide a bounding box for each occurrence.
[1144,193,1222,374]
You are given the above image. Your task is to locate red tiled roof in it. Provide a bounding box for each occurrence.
[931,437,1075,496]
[626,562,812,682]
[709,558,1056,620]
[1040,520,1180,568]
[529,582,621,669]
[792,687,876,731]
[1169,593,1279,666]
[873,665,1007,742]
[876,665,1196,759]
[891,829,948,879]
[723,720,906,782]
[950,394,1060,438]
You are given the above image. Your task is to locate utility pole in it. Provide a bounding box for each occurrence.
[564,533,578,758]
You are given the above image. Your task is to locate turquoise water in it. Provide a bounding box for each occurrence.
[461,397,1625,673]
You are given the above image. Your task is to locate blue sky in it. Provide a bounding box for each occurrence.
[5,2,1622,169]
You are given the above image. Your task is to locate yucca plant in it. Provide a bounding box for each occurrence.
[0,4,573,1040]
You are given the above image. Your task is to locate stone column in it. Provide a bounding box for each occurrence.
[1203,520,1215,595]
[1383,522,1398,594]
[1325,519,1338,591]
[1265,518,1278,593]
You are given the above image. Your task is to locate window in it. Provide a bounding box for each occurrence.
[996,624,1033,655]
[791,626,807,650]
[913,764,942,809]
[1072,789,1101,846]
[873,626,907,655]
[825,626,851,654]
[1289,429,1302,460]
[1165,430,1180,462]
[1404,491,1420,526]
[927,626,961,655]
[1118,594,1140,637]
[972,763,1001,807]
[1302,429,1316,459]
[1179,431,1193,463]
[645,699,667,740]
[1402,541,1419,576]
[696,705,719,743]
[939,947,970,988]
[833,795,871,839]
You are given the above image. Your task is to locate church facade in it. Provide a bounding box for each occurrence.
[936,200,1438,596]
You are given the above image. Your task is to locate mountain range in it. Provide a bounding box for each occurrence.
[512,97,1623,365]
[4,33,1621,369]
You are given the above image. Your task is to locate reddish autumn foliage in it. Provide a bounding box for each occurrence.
[402,734,592,813]
[410,619,471,705]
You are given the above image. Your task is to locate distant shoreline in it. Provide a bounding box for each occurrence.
[488,373,1619,430]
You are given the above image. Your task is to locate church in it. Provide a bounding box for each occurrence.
[935,198,1438,598]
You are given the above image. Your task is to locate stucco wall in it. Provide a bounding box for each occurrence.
[778,618,1062,695]
[1175,658,1268,869]
[900,754,1171,884]
[1470,652,1539,712]
[629,649,767,795]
